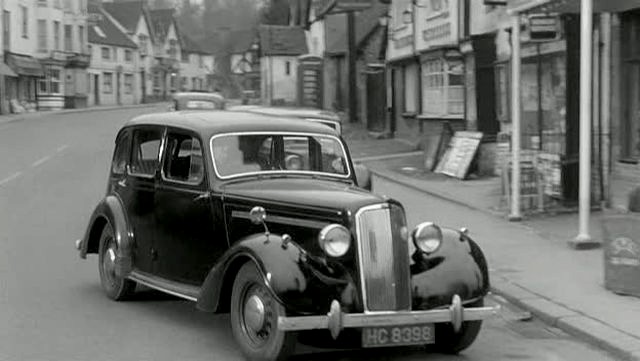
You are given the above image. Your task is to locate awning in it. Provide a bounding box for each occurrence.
[0,62,17,77]
[508,0,640,14]
[5,53,44,77]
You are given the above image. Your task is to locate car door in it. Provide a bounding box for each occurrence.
[154,129,220,285]
[122,126,164,274]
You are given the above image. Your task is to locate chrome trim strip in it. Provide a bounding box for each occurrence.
[128,270,199,302]
[354,203,389,313]
[277,305,500,331]
[231,210,329,229]
[209,131,352,180]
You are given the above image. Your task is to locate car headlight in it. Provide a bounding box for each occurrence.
[411,222,443,254]
[318,224,351,257]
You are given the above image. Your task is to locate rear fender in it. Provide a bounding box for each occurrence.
[79,195,133,277]
[197,233,354,314]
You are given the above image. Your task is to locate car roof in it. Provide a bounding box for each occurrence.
[173,92,224,100]
[124,111,340,138]
[229,105,340,121]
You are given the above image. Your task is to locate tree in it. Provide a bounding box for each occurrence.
[259,0,290,25]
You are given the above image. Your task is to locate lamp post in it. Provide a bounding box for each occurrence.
[348,10,357,123]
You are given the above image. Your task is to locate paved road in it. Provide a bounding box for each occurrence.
[0,107,615,361]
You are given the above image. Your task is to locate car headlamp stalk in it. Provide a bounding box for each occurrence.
[411,222,443,254]
[318,224,351,257]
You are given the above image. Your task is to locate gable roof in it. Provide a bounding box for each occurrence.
[89,9,138,49]
[180,32,211,55]
[229,29,258,55]
[258,25,308,56]
[102,1,146,34]
[149,8,175,43]
[325,2,388,55]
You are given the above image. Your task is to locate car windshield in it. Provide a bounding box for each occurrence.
[211,132,350,179]
[185,100,219,109]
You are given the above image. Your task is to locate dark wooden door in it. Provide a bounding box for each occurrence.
[93,74,99,105]
[297,55,323,108]
[366,67,386,132]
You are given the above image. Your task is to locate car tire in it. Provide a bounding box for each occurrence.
[98,223,135,301]
[230,262,296,361]
[432,298,483,354]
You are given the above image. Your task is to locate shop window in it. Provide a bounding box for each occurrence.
[103,72,113,93]
[49,69,61,94]
[403,64,419,114]
[124,74,133,94]
[421,58,464,117]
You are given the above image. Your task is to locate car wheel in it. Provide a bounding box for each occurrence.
[230,262,296,361]
[432,298,483,354]
[98,223,135,301]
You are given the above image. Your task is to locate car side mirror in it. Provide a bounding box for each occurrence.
[354,163,372,191]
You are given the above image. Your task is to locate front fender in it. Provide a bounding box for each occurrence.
[79,195,133,277]
[197,233,355,315]
[410,228,490,309]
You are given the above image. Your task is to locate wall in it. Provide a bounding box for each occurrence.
[3,0,37,55]
[180,52,207,91]
[261,55,298,105]
[386,0,413,62]
[87,45,138,106]
[306,7,325,56]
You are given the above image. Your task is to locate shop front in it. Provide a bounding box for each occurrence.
[4,53,45,113]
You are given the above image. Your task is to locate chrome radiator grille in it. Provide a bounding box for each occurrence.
[355,204,410,311]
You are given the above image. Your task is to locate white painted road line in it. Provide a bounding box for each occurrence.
[0,172,22,187]
[31,155,52,168]
[56,145,69,153]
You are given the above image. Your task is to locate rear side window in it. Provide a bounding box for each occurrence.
[111,131,130,174]
[163,133,205,184]
[130,128,163,176]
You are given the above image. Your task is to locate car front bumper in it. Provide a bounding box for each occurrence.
[277,295,499,339]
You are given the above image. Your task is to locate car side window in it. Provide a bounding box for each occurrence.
[111,131,130,175]
[130,128,163,177]
[163,133,204,184]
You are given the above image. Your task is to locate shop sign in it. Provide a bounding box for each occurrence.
[506,0,552,14]
[394,35,413,49]
[525,14,560,42]
[416,0,458,51]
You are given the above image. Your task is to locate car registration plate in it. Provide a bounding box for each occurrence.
[361,324,435,348]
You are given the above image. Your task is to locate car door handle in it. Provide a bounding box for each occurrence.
[193,192,211,202]
[117,179,127,187]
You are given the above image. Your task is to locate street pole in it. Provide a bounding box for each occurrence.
[509,14,522,222]
[348,10,358,123]
[571,0,597,248]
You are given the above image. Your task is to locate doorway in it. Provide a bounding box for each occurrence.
[93,74,99,105]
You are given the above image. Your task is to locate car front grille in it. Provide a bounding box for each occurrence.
[355,204,411,312]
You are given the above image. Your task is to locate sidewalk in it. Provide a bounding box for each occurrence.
[365,153,640,361]
[0,102,166,126]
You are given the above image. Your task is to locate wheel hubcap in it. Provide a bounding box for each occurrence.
[102,239,118,286]
[244,294,266,333]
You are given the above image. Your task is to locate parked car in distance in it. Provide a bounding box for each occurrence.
[169,92,226,111]
[76,111,498,361]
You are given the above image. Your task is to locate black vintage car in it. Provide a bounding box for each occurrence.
[76,111,497,361]
[228,105,342,134]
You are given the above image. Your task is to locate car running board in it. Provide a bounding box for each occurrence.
[128,270,200,302]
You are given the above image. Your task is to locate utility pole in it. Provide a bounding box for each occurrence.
[347,10,358,123]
